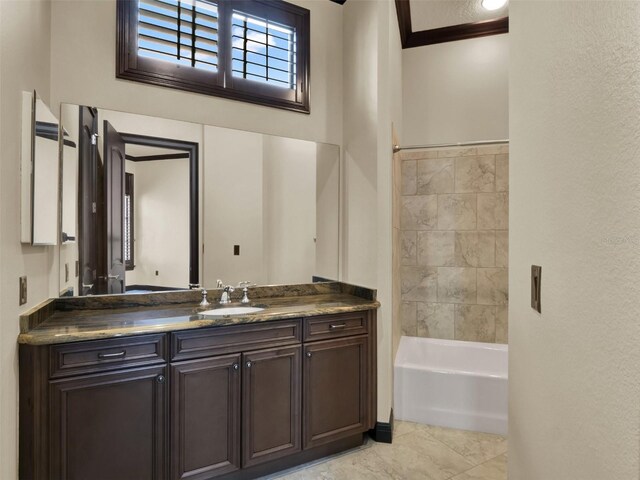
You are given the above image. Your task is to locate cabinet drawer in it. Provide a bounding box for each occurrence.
[49,334,167,378]
[170,320,302,361]
[303,312,369,342]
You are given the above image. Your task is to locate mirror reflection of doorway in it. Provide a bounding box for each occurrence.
[77,106,199,295]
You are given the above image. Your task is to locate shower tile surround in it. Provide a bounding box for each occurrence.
[400,145,509,344]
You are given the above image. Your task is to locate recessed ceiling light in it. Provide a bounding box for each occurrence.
[482,0,507,11]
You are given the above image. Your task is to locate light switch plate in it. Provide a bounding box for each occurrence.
[19,276,27,306]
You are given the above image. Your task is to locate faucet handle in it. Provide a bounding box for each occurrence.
[199,288,210,307]
[216,279,223,288]
[238,281,253,304]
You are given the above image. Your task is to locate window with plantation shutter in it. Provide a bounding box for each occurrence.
[117,0,310,113]
[137,0,219,71]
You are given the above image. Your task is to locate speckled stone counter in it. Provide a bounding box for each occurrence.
[18,282,379,345]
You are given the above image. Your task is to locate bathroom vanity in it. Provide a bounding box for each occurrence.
[18,282,378,480]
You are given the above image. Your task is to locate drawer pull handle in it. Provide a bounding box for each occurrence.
[233,363,239,370]
[306,352,312,358]
[246,361,252,368]
[157,375,165,384]
[97,350,126,359]
[329,323,346,330]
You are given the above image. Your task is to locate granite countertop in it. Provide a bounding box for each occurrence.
[18,282,379,346]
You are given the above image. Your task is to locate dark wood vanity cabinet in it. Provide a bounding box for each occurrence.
[303,336,369,449]
[20,310,376,480]
[50,365,167,480]
[171,355,242,480]
[242,346,302,468]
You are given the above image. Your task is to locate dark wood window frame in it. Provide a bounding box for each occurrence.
[116,0,310,113]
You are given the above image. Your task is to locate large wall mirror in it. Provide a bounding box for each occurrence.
[59,104,340,297]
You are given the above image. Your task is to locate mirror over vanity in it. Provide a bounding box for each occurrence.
[54,104,340,297]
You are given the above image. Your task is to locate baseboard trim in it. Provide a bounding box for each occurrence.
[369,408,393,443]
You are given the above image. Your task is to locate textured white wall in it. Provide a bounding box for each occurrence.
[509,2,640,478]
[402,34,508,146]
[0,2,54,479]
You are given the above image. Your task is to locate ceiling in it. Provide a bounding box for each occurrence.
[410,0,508,31]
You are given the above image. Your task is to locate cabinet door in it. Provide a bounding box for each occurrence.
[303,336,368,449]
[242,346,301,468]
[50,365,167,480]
[171,354,241,480]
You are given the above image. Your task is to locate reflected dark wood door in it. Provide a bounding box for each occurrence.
[170,354,241,480]
[303,336,368,449]
[78,106,98,296]
[242,346,301,468]
[49,365,167,480]
[103,120,126,294]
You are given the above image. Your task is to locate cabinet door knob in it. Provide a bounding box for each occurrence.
[246,361,252,368]
[157,375,165,384]
[306,352,312,358]
[233,363,239,370]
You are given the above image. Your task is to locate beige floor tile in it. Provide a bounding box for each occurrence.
[422,425,507,465]
[451,454,507,480]
[267,424,507,480]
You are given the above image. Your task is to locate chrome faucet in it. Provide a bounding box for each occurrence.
[219,285,235,304]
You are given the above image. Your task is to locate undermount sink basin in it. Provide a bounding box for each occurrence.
[200,306,265,316]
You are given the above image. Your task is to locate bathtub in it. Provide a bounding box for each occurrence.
[394,336,508,435]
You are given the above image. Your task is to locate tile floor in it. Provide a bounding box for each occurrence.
[265,421,507,480]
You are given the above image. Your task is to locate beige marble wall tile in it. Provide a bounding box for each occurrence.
[402,301,417,336]
[417,158,454,194]
[438,146,478,158]
[401,231,417,265]
[455,305,496,342]
[402,159,417,195]
[454,156,496,193]
[401,266,438,302]
[455,231,496,267]
[438,194,477,230]
[495,154,509,192]
[477,193,508,230]
[495,305,508,344]
[477,268,508,305]
[402,195,438,230]
[400,149,439,161]
[417,302,455,339]
[418,231,455,266]
[476,144,509,155]
[495,230,508,268]
[437,267,477,304]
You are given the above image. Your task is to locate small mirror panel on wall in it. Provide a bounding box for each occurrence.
[21,91,60,246]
